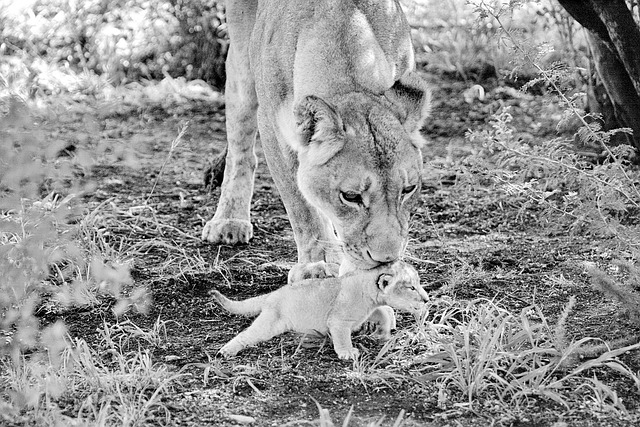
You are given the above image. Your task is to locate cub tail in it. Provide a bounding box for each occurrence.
[211,290,265,317]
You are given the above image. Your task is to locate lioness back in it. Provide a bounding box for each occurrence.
[251,0,415,101]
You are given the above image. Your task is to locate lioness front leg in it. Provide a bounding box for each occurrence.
[258,111,342,283]
[202,4,258,245]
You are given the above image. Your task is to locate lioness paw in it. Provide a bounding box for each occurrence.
[336,347,360,360]
[202,219,253,244]
[288,261,339,283]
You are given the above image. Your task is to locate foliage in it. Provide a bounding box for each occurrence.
[459,0,640,322]
[0,75,157,422]
[1,319,180,425]
[2,102,121,351]
[466,108,639,242]
[405,298,640,414]
[0,0,227,88]
[402,0,501,79]
[404,0,588,82]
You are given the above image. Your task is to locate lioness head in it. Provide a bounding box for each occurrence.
[376,261,428,312]
[282,73,431,270]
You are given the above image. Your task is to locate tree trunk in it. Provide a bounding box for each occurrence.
[557,0,640,153]
[586,32,640,146]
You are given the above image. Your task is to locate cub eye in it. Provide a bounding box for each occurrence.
[340,191,363,206]
[402,185,417,199]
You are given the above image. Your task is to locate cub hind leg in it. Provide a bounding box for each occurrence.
[202,0,259,245]
[218,310,287,357]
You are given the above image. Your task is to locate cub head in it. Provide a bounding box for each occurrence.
[375,261,428,312]
[283,72,431,270]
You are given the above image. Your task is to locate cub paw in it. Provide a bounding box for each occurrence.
[373,329,393,342]
[361,321,392,341]
[218,342,241,358]
[288,261,340,283]
[202,219,253,244]
[336,347,360,360]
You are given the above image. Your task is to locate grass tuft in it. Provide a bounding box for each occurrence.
[356,297,640,415]
[1,318,183,426]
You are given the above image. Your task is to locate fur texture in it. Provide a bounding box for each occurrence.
[202,0,431,282]
[213,261,428,359]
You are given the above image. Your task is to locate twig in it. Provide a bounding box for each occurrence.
[483,3,640,202]
[492,138,640,208]
[144,124,189,206]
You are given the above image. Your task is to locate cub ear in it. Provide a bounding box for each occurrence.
[377,274,394,292]
[290,95,345,164]
[385,72,432,135]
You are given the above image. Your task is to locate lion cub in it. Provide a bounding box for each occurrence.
[212,261,428,360]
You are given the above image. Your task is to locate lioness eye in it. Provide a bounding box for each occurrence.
[340,191,363,206]
[402,185,417,198]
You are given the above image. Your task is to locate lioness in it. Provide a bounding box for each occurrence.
[212,261,428,359]
[202,0,431,282]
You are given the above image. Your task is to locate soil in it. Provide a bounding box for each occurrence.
[36,72,640,426]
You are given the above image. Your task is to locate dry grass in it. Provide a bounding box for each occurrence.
[3,1,640,425]
[350,296,640,417]
[2,319,183,426]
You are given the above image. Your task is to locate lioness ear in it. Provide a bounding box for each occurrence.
[385,72,432,136]
[377,274,394,292]
[292,95,345,165]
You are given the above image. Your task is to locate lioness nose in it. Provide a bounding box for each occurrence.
[366,249,397,264]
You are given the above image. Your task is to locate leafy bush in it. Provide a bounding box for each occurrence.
[0,90,148,354]
[0,81,163,422]
[461,1,640,322]
[466,108,639,241]
[404,0,588,83]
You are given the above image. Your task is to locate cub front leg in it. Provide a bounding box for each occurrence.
[327,318,359,360]
[202,38,258,245]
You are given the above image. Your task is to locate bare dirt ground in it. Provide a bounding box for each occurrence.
[38,73,640,426]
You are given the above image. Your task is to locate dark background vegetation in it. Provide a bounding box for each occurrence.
[1,0,228,90]
[3,0,639,149]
